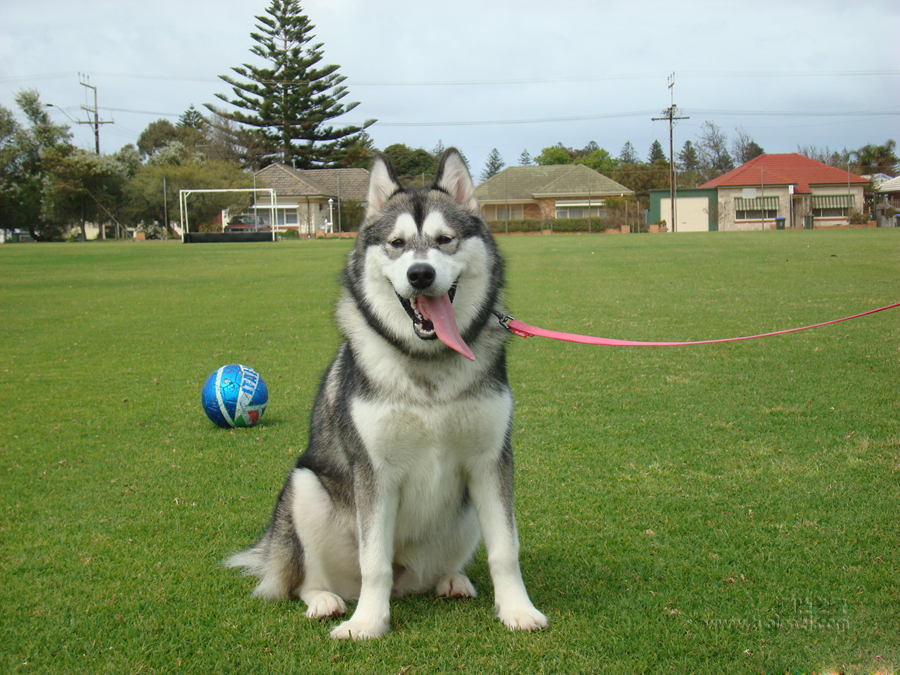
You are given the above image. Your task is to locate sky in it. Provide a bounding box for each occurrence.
[1,0,898,175]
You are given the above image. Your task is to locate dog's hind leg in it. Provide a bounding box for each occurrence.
[436,573,477,599]
[290,469,359,621]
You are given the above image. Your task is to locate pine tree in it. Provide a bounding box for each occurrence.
[677,140,700,171]
[518,149,532,165]
[481,148,505,182]
[209,0,374,169]
[648,140,667,164]
[178,105,206,130]
[619,141,638,165]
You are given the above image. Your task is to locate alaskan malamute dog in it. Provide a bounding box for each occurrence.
[226,148,547,640]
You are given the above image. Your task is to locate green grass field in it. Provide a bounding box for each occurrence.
[2,230,898,674]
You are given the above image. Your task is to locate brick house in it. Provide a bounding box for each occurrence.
[699,154,868,231]
[253,164,370,235]
[474,164,632,222]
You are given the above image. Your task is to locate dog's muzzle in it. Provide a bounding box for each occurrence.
[393,261,474,360]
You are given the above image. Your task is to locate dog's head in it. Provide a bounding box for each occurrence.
[342,148,504,361]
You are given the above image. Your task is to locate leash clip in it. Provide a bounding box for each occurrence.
[494,312,534,338]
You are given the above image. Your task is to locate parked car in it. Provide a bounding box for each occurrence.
[225,214,271,233]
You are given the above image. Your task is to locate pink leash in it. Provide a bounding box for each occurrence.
[496,302,900,347]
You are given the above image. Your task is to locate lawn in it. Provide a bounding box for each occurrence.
[1,230,898,674]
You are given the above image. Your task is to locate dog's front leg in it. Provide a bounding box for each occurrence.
[468,449,548,632]
[330,479,398,641]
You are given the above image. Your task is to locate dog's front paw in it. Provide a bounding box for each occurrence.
[497,604,548,632]
[304,591,347,620]
[329,618,390,641]
[436,573,477,599]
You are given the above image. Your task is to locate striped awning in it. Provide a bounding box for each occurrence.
[735,196,779,210]
[811,194,854,209]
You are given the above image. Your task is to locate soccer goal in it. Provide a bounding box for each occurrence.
[179,188,277,242]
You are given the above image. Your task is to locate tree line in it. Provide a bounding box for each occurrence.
[2,0,895,240]
[478,125,897,196]
[1,0,375,240]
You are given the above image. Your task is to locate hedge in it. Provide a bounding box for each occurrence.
[487,217,609,234]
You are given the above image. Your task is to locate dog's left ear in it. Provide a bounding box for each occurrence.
[365,154,403,219]
[434,148,478,213]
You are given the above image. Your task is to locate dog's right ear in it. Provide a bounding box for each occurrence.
[365,154,403,219]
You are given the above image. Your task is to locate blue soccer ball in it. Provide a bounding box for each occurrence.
[201,364,268,428]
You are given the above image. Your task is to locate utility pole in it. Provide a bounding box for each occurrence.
[652,73,689,232]
[77,73,114,239]
[78,73,113,156]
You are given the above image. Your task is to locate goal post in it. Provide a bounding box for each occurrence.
[179,188,277,242]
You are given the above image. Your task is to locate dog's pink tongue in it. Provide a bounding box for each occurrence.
[418,294,475,361]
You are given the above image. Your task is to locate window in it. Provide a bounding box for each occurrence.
[735,196,778,221]
[736,208,778,220]
[274,209,298,226]
[555,206,603,219]
[490,204,524,220]
[811,195,853,219]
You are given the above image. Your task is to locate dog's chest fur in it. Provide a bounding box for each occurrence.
[347,338,512,538]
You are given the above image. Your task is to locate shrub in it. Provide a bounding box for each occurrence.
[848,208,869,225]
[487,219,543,234]
[487,218,609,234]
[549,217,608,233]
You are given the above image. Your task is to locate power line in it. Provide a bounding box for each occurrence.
[3,69,897,87]
[374,110,658,127]
[67,103,900,131]
[76,74,113,155]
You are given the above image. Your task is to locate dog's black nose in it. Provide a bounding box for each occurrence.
[407,263,436,290]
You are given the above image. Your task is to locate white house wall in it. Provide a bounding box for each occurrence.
[716,185,865,230]
[254,197,333,235]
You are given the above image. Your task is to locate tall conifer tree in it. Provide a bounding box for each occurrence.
[481,148,505,183]
[209,0,374,169]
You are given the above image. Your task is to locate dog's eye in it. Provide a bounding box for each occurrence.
[436,235,454,246]
[389,238,405,249]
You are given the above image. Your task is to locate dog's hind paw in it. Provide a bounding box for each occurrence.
[497,604,548,632]
[304,591,347,620]
[436,573,477,599]
[329,618,390,641]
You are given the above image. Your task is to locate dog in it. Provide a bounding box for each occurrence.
[225,148,547,640]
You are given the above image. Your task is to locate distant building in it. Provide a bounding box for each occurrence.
[699,153,868,231]
[253,164,370,235]
[475,164,632,222]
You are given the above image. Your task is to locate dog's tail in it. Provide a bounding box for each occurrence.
[223,544,268,576]
[223,528,305,601]
[223,483,306,601]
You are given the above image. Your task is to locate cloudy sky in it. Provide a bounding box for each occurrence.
[2,0,897,173]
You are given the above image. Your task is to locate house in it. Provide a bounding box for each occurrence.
[876,175,900,208]
[252,164,370,235]
[875,175,900,226]
[698,153,868,231]
[474,164,633,222]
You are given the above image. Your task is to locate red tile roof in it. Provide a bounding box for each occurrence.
[699,153,868,194]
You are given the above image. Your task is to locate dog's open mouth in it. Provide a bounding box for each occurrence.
[397,283,475,361]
